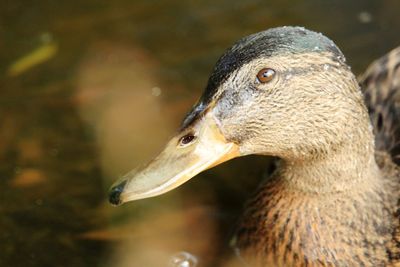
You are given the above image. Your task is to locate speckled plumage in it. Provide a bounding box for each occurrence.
[216,30,400,266]
[109,27,400,267]
[234,154,399,266]
[182,27,343,129]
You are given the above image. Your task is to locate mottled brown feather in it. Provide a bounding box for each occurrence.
[360,47,400,266]
[360,47,400,165]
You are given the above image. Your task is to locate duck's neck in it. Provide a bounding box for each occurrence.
[235,104,400,266]
[280,124,380,194]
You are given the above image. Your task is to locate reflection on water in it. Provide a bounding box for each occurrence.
[1,0,400,266]
[169,251,198,267]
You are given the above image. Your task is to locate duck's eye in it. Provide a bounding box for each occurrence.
[179,134,196,146]
[256,68,276,83]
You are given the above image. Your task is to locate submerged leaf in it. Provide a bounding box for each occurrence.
[7,41,58,76]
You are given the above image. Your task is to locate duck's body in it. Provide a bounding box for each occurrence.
[235,152,399,266]
[109,27,400,266]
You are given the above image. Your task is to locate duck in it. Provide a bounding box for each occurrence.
[108,26,400,266]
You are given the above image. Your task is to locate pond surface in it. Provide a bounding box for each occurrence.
[1,0,400,266]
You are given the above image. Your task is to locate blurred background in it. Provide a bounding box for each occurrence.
[1,0,400,266]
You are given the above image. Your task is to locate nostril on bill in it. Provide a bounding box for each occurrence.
[179,134,196,146]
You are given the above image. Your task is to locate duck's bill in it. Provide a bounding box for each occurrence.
[108,112,240,206]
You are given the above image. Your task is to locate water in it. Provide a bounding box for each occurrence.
[169,251,198,267]
[1,0,400,266]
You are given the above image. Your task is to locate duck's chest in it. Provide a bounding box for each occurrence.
[233,181,398,267]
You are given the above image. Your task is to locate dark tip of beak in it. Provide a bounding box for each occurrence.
[108,180,127,206]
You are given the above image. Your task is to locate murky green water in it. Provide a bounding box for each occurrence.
[1,1,400,266]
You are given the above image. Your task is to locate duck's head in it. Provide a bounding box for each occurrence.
[109,26,367,205]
